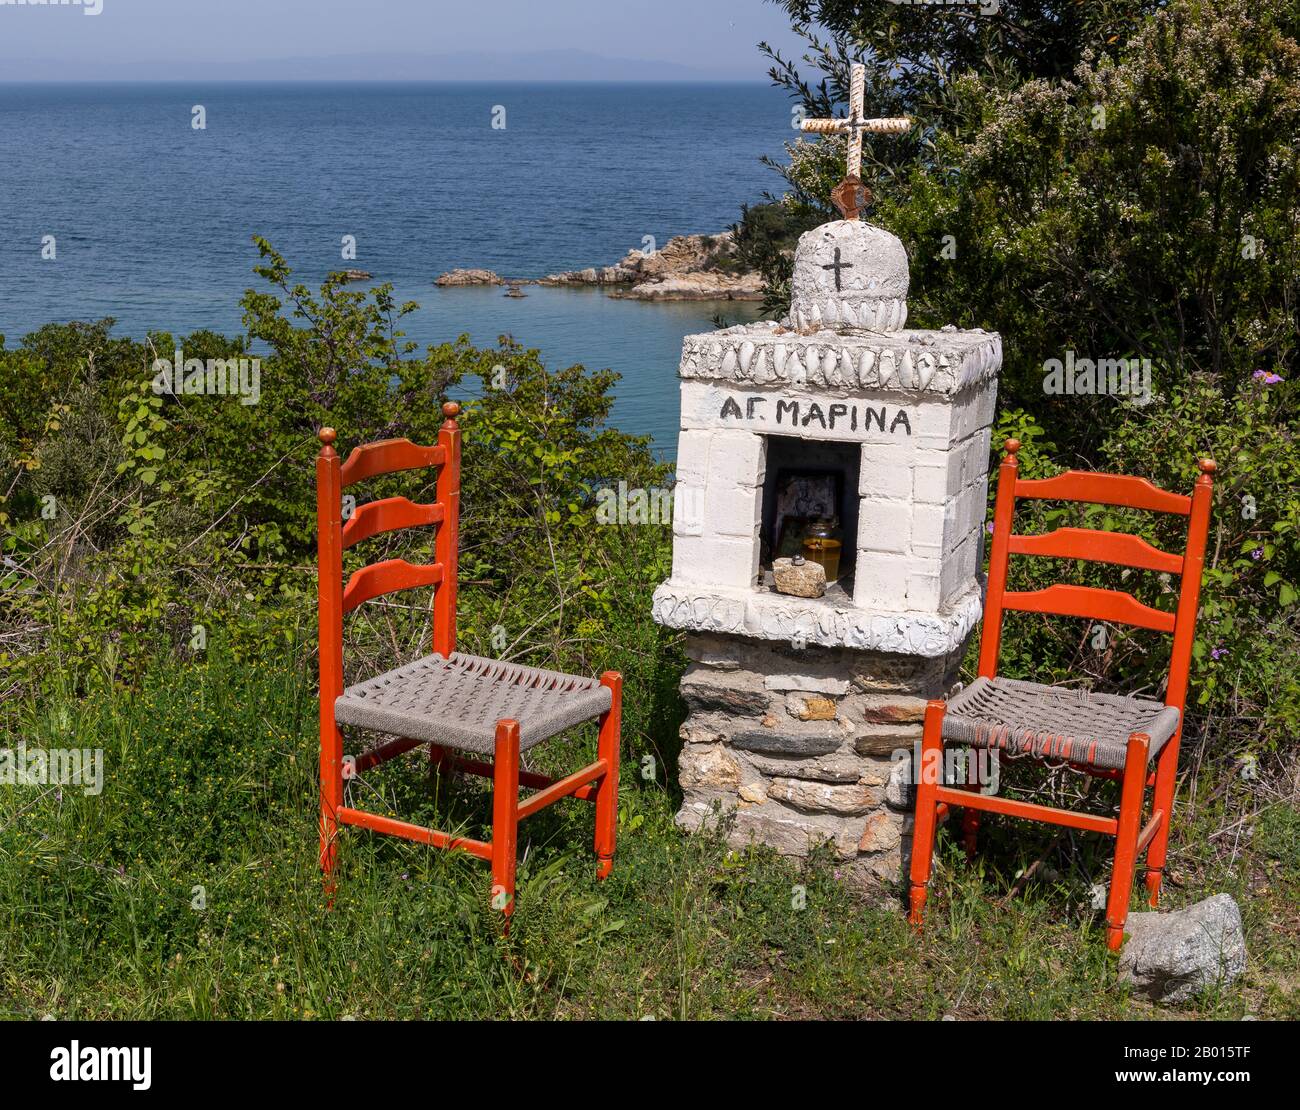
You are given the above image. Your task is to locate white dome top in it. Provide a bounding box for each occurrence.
[788,219,909,334]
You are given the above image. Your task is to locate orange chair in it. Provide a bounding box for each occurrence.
[315,403,622,918]
[908,440,1214,949]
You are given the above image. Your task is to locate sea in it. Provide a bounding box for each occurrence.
[0,81,796,452]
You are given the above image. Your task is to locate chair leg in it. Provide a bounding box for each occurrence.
[594,672,622,880]
[428,742,449,775]
[961,764,981,862]
[1143,731,1179,906]
[908,699,946,929]
[490,720,521,920]
[1105,733,1150,951]
[320,718,343,885]
[961,809,980,861]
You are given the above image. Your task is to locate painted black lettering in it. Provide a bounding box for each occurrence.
[801,402,827,428]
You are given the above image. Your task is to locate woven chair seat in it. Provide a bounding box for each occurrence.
[942,677,1180,771]
[334,653,612,755]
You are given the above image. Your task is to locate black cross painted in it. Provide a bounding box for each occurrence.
[821,247,853,290]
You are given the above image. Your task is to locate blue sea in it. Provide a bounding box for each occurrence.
[0,82,794,450]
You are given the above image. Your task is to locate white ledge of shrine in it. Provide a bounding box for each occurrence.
[651,578,984,658]
[679,321,1001,398]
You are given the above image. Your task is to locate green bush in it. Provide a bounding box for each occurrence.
[761,0,1300,765]
[0,242,674,728]
[730,200,823,313]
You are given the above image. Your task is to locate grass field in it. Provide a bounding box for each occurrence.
[1,644,1296,1021]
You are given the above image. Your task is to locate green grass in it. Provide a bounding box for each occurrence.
[1,647,1295,1020]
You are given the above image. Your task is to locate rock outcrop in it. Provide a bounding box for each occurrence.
[619,271,763,301]
[540,231,763,301]
[434,268,504,286]
[434,233,763,300]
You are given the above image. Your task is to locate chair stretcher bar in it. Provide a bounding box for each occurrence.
[354,739,602,807]
[447,754,601,802]
[336,806,492,860]
[516,759,608,820]
[934,785,1119,836]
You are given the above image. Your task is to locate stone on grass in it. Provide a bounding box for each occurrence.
[1118,893,1247,1004]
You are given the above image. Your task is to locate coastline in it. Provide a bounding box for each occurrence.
[434,229,765,302]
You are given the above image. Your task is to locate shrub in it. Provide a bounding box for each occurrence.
[760,0,1300,767]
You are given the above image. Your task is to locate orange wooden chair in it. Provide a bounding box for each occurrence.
[314,403,622,918]
[908,440,1214,949]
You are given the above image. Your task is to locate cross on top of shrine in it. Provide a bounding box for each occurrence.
[800,63,911,219]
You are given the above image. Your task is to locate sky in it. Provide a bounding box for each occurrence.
[0,0,810,80]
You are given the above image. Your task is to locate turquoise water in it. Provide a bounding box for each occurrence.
[0,81,791,449]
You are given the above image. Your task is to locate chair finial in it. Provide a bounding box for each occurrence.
[319,427,337,446]
[442,402,461,419]
[1004,438,1021,455]
[1199,457,1216,474]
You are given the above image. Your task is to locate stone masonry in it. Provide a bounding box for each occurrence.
[676,633,963,880]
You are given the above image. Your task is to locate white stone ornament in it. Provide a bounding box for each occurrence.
[788,219,909,335]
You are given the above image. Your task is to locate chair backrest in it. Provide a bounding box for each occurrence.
[979,439,1214,717]
[315,403,462,709]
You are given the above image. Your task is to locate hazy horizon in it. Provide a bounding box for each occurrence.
[0,54,777,84]
[0,0,806,82]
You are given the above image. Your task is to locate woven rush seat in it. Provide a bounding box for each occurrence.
[335,652,613,755]
[942,676,1180,771]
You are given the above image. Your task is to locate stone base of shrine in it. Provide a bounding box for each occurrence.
[675,632,965,881]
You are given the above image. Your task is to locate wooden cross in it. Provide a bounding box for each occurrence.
[800,63,910,220]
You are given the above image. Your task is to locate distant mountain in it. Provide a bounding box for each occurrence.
[0,48,763,83]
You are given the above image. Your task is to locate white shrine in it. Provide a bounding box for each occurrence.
[652,67,1003,876]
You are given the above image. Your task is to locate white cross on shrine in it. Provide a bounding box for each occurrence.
[800,63,910,216]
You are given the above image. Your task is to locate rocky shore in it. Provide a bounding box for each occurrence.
[433,231,763,301]
[434,268,504,287]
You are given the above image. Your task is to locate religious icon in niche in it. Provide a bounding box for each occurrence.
[771,471,842,561]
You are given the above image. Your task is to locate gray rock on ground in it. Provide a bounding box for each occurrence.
[1118,893,1247,1003]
